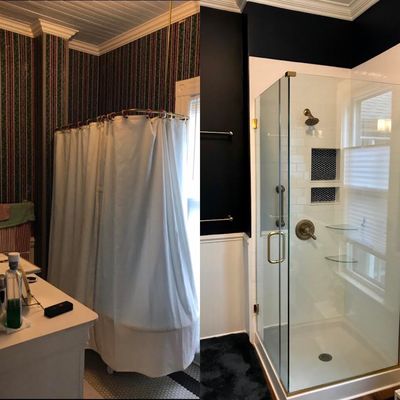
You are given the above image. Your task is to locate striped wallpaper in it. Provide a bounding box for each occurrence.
[98,13,199,115]
[35,33,68,271]
[0,29,35,203]
[68,49,99,123]
[1,13,199,270]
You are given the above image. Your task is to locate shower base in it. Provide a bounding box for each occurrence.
[255,320,400,400]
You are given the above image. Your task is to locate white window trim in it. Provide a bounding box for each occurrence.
[175,76,200,115]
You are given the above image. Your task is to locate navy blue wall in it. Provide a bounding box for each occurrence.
[200,7,250,236]
[352,0,400,66]
[244,2,353,68]
[200,0,400,236]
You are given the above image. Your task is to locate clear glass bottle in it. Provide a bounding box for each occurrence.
[6,252,22,329]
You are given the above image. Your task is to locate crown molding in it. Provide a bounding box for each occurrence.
[351,0,379,19]
[31,19,78,39]
[200,0,241,13]
[0,15,34,37]
[68,40,100,56]
[245,0,378,20]
[0,14,78,39]
[248,0,352,19]
[236,0,248,11]
[98,1,199,55]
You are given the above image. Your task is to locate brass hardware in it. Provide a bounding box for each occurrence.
[296,219,317,240]
[200,215,233,223]
[285,71,296,77]
[254,304,260,314]
[267,231,286,264]
[275,185,285,228]
[252,118,258,129]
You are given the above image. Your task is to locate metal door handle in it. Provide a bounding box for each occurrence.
[267,231,286,264]
[275,185,285,228]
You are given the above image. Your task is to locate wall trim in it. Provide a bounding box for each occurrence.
[200,0,241,13]
[68,40,100,56]
[200,232,245,244]
[201,0,378,20]
[31,19,78,39]
[201,330,247,340]
[351,0,380,19]
[96,1,199,55]
[0,15,33,37]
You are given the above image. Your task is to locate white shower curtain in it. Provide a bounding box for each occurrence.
[48,123,103,308]
[48,116,199,377]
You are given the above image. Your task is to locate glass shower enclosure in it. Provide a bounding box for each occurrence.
[255,72,400,396]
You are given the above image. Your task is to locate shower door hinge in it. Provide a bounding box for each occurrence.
[253,304,260,314]
[252,118,258,129]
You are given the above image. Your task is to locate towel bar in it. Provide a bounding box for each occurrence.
[201,215,233,223]
[200,130,233,136]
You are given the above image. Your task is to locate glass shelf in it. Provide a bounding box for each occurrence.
[325,224,359,231]
[325,255,358,263]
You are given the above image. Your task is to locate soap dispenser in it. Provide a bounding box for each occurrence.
[5,252,22,329]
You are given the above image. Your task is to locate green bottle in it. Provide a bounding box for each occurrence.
[6,252,22,329]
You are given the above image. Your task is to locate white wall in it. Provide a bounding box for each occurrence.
[352,43,400,84]
[200,233,248,338]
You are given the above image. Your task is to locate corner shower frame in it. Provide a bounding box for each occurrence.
[252,70,400,400]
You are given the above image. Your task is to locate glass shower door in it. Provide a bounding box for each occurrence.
[256,75,290,390]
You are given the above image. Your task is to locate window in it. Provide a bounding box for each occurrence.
[342,89,393,293]
[175,77,200,299]
[356,90,392,146]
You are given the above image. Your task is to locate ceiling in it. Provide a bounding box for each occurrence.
[0,1,189,45]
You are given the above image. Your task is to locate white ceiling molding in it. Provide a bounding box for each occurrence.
[351,0,380,19]
[0,15,78,39]
[68,40,99,56]
[0,15,33,37]
[97,1,199,55]
[200,0,241,13]
[248,0,352,19]
[31,18,78,39]
[236,0,248,11]
[202,0,379,20]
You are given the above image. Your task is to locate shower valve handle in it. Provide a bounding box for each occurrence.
[296,220,317,240]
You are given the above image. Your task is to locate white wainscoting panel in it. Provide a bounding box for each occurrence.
[200,233,248,338]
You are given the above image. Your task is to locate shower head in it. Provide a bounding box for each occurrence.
[304,108,319,126]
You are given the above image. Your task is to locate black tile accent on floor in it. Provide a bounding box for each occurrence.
[200,333,272,400]
[169,371,200,397]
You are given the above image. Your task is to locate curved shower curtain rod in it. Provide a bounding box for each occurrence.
[55,108,189,131]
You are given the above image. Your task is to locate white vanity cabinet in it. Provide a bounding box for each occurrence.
[0,273,98,399]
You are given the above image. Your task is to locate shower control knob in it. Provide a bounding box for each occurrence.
[296,220,317,240]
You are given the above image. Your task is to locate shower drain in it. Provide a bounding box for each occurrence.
[318,353,333,362]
